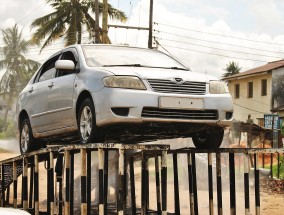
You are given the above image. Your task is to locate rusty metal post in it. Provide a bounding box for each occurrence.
[13,161,17,208]
[229,153,236,215]
[34,155,39,215]
[270,153,273,178]
[155,155,161,215]
[103,150,109,215]
[56,153,64,215]
[49,152,55,215]
[141,153,147,215]
[29,164,34,209]
[98,148,104,215]
[187,153,195,215]
[65,150,70,215]
[130,157,136,215]
[81,149,87,215]
[70,152,74,215]
[254,154,260,215]
[208,153,214,215]
[118,148,125,215]
[87,149,91,215]
[0,164,3,207]
[244,154,250,215]
[23,158,28,211]
[216,153,223,215]
[191,153,199,215]
[161,150,167,215]
[173,153,180,215]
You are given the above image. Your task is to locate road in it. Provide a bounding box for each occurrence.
[0,138,20,154]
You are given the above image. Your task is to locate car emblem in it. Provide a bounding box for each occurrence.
[173,78,184,84]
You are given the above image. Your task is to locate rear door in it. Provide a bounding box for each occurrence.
[27,55,59,133]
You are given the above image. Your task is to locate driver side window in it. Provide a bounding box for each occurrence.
[35,55,60,83]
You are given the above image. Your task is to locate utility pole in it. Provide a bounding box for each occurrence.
[148,0,153,49]
[102,0,109,43]
[94,0,100,43]
[106,0,154,47]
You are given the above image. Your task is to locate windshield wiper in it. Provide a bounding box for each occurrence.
[167,67,189,71]
[103,64,143,67]
[103,64,189,71]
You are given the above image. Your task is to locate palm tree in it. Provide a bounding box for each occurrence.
[222,61,241,78]
[0,24,40,131]
[31,0,127,51]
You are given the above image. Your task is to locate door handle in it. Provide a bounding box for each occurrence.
[28,87,33,93]
[48,82,54,88]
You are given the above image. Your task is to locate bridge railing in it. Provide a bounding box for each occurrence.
[0,144,283,215]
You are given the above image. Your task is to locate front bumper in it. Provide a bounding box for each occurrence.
[92,87,233,128]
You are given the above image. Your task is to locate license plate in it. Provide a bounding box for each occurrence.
[159,97,204,109]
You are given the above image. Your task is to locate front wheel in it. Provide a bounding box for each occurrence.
[192,127,224,149]
[19,118,36,154]
[78,98,105,144]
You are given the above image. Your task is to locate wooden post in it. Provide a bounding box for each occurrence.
[34,155,39,215]
[13,161,17,208]
[49,152,55,215]
[95,0,100,43]
[65,150,70,215]
[23,158,28,211]
[102,0,109,43]
[81,149,87,215]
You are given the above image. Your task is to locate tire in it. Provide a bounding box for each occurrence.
[19,118,37,154]
[78,98,105,144]
[192,127,224,149]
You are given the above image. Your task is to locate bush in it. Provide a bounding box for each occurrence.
[0,117,16,139]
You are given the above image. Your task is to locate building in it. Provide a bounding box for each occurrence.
[222,60,284,126]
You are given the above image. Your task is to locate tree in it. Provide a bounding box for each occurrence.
[222,61,241,78]
[31,0,127,52]
[0,24,40,132]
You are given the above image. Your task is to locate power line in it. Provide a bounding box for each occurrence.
[154,30,284,55]
[155,37,281,59]
[158,43,270,63]
[155,22,284,46]
[16,2,46,25]
[233,102,267,114]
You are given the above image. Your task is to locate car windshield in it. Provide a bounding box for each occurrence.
[82,45,188,70]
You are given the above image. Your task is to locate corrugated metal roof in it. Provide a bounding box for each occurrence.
[222,59,284,81]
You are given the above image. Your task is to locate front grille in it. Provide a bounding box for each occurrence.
[142,107,218,120]
[147,79,206,95]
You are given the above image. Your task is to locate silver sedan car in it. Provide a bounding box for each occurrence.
[15,44,233,154]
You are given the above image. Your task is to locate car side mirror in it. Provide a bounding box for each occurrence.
[55,60,75,71]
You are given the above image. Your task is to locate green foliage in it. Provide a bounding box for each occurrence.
[0,118,16,139]
[31,0,127,51]
[222,61,241,78]
[265,155,284,179]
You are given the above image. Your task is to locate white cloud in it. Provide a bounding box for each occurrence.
[108,0,284,78]
[1,0,284,80]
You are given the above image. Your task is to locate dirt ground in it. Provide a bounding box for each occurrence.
[0,148,283,215]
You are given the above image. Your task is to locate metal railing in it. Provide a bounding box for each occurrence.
[0,143,283,215]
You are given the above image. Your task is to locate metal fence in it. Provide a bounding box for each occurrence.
[0,143,283,215]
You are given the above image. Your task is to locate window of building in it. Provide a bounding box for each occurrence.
[248,82,253,98]
[261,79,267,96]
[235,84,240,99]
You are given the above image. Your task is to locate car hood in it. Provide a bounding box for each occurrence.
[102,67,219,82]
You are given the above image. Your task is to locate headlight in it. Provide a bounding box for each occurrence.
[209,81,228,94]
[103,76,146,90]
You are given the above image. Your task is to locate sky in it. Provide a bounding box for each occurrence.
[1,0,284,78]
